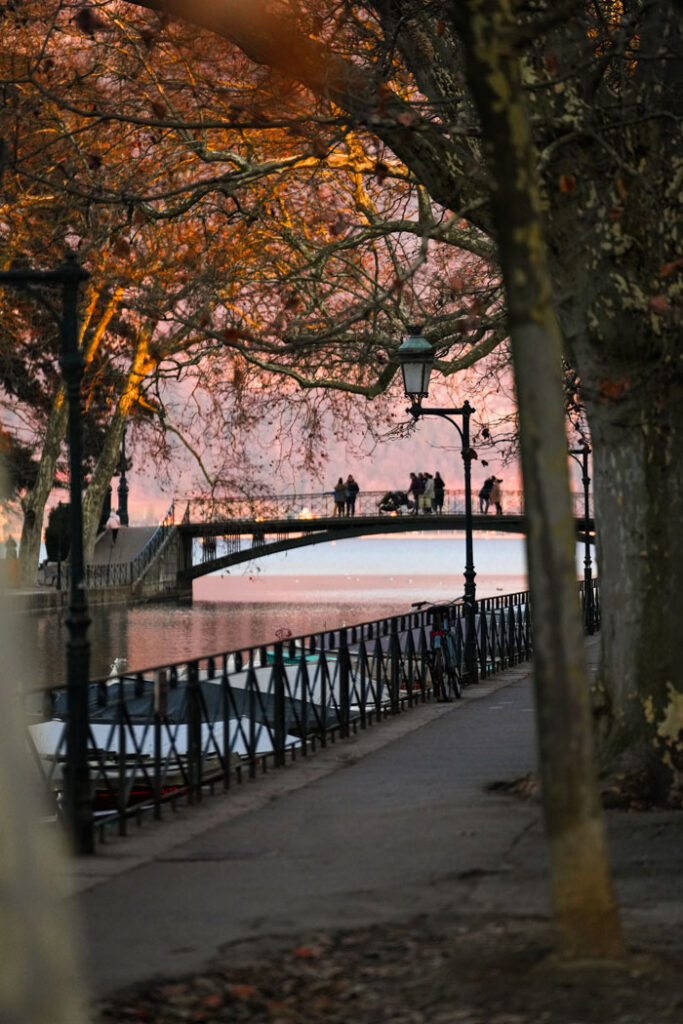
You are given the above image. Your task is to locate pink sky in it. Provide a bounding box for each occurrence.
[126,411,522,523]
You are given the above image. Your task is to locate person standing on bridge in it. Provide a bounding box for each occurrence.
[408,473,421,512]
[433,471,445,512]
[333,477,345,517]
[490,478,503,515]
[479,476,494,514]
[106,508,121,544]
[345,475,360,516]
[421,473,435,514]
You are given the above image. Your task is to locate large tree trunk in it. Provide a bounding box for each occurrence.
[584,375,683,803]
[19,394,68,586]
[82,330,157,560]
[458,0,623,958]
[81,410,127,561]
[17,287,122,582]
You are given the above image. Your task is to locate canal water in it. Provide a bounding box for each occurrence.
[18,534,560,687]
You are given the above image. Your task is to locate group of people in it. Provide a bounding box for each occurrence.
[333,475,360,516]
[334,470,502,517]
[408,471,446,514]
[478,475,503,515]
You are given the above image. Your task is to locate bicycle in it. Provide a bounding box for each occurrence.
[412,601,463,701]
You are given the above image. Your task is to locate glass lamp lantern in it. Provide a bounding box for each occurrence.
[397,331,435,401]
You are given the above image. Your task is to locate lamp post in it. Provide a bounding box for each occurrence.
[569,445,595,634]
[0,253,94,854]
[397,330,478,685]
[117,425,129,526]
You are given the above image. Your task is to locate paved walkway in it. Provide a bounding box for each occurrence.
[69,641,683,1000]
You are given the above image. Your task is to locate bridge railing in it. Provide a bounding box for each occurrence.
[127,499,176,583]
[58,500,177,590]
[23,579,599,844]
[176,488,545,521]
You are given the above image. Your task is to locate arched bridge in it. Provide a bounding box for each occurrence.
[173,490,595,584]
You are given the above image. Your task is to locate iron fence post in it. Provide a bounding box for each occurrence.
[117,680,127,836]
[188,662,202,802]
[390,617,400,713]
[339,629,350,738]
[59,256,94,854]
[461,402,479,685]
[273,642,286,766]
[221,658,231,789]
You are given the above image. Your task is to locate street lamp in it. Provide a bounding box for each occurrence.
[568,445,595,634]
[397,329,478,685]
[118,425,129,526]
[0,253,94,854]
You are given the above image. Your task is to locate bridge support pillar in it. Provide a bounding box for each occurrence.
[179,533,193,575]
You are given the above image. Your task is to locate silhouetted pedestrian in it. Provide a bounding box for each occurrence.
[345,474,359,516]
[333,477,345,517]
[490,478,503,515]
[433,472,445,512]
[408,472,421,512]
[422,472,435,513]
[479,476,494,514]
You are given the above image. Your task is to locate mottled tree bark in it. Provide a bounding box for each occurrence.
[456,0,623,957]
[583,374,683,800]
[19,392,68,586]
[81,331,157,560]
[17,287,122,583]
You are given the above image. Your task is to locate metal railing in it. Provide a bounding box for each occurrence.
[127,499,176,583]
[57,501,177,590]
[23,580,599,844]
[42,490,594,591]
[178,488,593,521]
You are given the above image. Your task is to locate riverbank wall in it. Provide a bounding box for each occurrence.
[0,584,191,615]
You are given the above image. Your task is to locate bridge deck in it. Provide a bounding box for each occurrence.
[178,512,533,538]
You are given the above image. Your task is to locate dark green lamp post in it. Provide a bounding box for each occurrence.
[0,254,94,854]
[397,330,479,685]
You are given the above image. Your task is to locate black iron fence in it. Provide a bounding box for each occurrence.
[179,487,549,521]
[23,580,599,845]
[56,501,176,590]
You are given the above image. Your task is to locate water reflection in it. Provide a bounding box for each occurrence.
[22,564,529,688]
[21,597,415,687]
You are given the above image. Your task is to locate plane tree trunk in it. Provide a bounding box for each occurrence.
[578,353,683,803]
[544,1,683,803]
[19,393,68,586]
[16,287,122,583]
[82,330,157,561]
[457,0,624,958]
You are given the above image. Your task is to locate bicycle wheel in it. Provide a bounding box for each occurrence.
[431,648,448,701]
[445,635,462,699]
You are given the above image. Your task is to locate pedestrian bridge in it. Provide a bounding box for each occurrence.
[173,489,594,584]
[81,489,594,598]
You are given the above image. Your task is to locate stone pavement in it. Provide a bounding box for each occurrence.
[68,639,683,1003]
